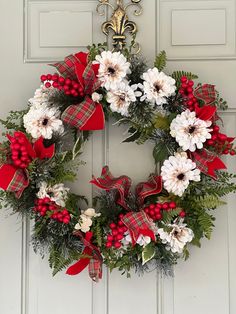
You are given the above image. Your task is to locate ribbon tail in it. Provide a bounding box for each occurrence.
[206,157,227,179]
[66,247,92,276]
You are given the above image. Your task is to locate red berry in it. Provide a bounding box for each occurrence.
[179,211,186,218]
[47,74,52,80]
[52,82,59,88]
[107,235,113,242]
[45,82,51,88]
[207,140,214,146]
[150,210,155,216]
[118,220,123,226]
[59,77,65,84]
[117,234,123,241]
[52,74,59,81]
[230,150,236,156]
[211,134,217,141]
[162,203,169,210]
[40,75,47,82]
[169,201,176,209]
[188,80,194,87]
[223,149,229,155]
[106,242,112,248]
[213,125,220,132]
[114,242,122,249]
[118,227,124,234]
[149,204,155,210]
[181,76,187,83]
[156,213,162,220]
[112,230,118,236]
[65,78,71,85]
[109,223,116,229]
[154,207,160,213]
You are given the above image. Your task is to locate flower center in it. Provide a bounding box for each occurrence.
[177,173,185,180]
[42,118,49,126]
[108,67,116,75]
[188,126,196,134]
[154,82,162,93]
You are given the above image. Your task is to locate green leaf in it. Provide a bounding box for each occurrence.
[154,51,167,71]
[153,142,169,163]
[72,136,83,160]
[142,243,155,265]
[123,129,141,143]
[172,71,198,88]
[154,114,170,130]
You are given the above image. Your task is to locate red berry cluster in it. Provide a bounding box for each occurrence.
[179,76,198,111]
[206,125,236,155]
[41,74,84,97]
[10,132,31,169]
[34,197,71,224]
[144,202,186,220]
[105,214,128,249]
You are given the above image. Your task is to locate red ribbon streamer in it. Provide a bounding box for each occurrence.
[66,231,102,282]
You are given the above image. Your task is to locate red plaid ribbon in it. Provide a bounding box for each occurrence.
[66,231,102,282]
[194,84,216,105]
[61,97,97,130]
[121,211,157,246]
[90,166,132,210]
[51,55,79,81]
[135,175,162,207]
[0,132,55,198]
[190,149,226,179]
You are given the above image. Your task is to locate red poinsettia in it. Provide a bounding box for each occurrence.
[0,131,55,198]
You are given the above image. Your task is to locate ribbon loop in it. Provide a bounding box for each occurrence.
[194,84,216,105]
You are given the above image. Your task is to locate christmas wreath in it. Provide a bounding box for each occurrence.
[1,45,236,282]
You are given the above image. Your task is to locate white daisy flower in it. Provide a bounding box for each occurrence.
[170,109,212,152]
[29,84,52,107]
[75,208,100,233]
[107,81,140,116]
[95,51,130,90]
[159,219,194,254]
[37,182,69,207]
[23,103,64,139]
[141,67,176,106]
[161,152,200,196]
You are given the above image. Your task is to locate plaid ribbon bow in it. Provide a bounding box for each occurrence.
[91,166,162,245]
[194,84,216,105]
[0,132,55,198]
[52,53,104,131]
[66,231,102,282]
[190,149,226,179]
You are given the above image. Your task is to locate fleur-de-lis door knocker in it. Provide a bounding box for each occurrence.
[97,0,143,52]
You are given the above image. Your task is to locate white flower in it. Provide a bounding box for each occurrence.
[161,153,200,196]
[159,220,194,254]
[141,67,176,106]
[28,84,52,107]
[123,232,151,247]
[170,109,212,152]
[107,81,140,116]
[95,51,130,90]
[92,92,102,103]
[75,215,93,233]
[23,103,64,139]
[75,208,100,233]
[37,182,69,207]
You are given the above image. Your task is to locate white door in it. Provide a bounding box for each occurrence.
[0,1,236,314]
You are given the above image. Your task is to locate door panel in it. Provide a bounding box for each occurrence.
[0,1,235,314]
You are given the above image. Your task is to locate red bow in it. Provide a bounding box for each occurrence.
[190,149,226,179]
[66,231,102,282]
[91,166,162,245]
[0,132,55,198]
[52,52,104,131]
